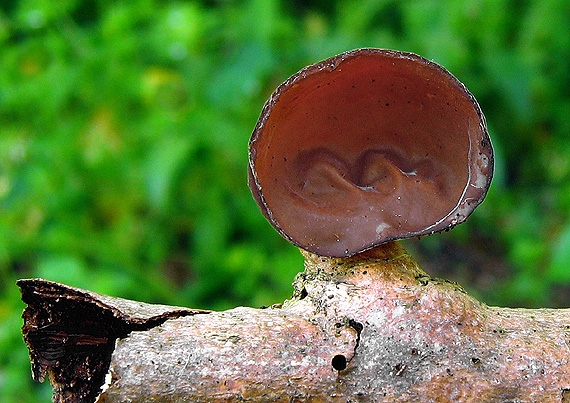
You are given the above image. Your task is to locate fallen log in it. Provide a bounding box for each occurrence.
[19,242,570,402]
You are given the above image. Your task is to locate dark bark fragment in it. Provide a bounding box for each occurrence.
[18,279,209,403]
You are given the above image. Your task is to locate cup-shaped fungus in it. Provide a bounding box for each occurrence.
[248,48,493,257]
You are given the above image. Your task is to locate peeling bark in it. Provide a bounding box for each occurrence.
[18,278,209,402]
[19,242,570,402]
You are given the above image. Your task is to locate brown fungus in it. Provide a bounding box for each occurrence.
[248,48,493,257]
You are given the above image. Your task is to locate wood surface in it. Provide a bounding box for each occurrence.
[19,242,570,402]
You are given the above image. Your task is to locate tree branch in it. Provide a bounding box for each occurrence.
[19,243,570,402]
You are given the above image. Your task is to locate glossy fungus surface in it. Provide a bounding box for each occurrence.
[249,49,493,257]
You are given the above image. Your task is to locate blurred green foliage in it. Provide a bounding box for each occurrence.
[1,0,570,401]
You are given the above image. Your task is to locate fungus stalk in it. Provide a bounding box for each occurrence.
[19,242,570,402]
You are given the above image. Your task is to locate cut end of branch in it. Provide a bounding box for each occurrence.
[18,279,209,403]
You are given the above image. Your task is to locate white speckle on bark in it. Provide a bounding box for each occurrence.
[392,305,405,318]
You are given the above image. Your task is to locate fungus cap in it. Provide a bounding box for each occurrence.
[248,48,493,257]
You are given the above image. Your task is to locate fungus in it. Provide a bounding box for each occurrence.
[248,48,493,257]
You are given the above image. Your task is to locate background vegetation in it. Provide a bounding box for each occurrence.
[1,0,569,401]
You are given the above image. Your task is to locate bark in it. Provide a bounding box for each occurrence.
[19,242,570,403]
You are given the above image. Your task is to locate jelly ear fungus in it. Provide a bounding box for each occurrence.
[248,48,493,257]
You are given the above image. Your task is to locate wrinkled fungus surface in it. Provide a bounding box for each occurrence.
[249,49,493,257]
